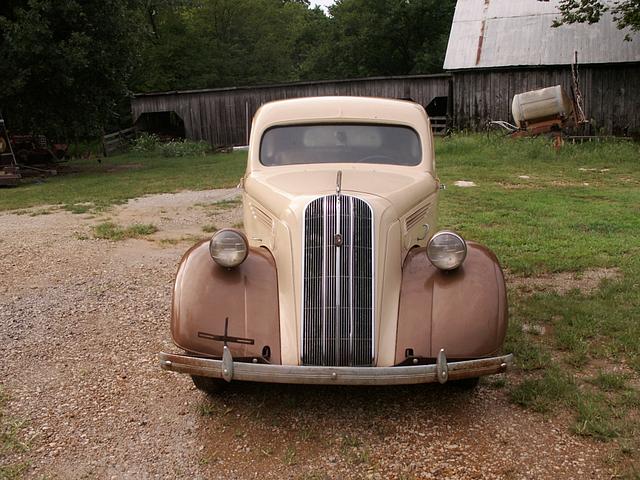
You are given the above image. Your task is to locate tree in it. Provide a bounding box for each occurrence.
[324,0,455,78]
[0,0,142,139]
[131,0,320,91]
[553,0,640,40]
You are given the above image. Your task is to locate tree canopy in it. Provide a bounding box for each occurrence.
[553,0,640,40]
[0,0,142,138]
[0,0,456,139]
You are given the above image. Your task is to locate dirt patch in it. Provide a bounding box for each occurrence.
[453,180,476,187]
[507,268,622,296]
[105,188,242,246]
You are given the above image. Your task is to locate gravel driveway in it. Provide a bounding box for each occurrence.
[0,189,613,479]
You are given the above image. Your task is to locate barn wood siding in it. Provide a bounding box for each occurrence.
[131,75,452,147]
[452,65,640,134]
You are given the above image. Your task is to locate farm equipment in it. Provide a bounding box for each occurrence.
[11,134,68,165]
[511,85,574,137]
[488,54,589,146]
[0,113,21,186]
[487,84,580,149]
[489,85,574,136]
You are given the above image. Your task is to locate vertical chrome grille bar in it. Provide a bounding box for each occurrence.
[302,194,373,367]
[321,196,327,366]
[335,195,341,366]
[349,196,355,366]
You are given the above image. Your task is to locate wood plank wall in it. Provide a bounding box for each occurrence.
[452,65,640,134]
[131,75,452,147]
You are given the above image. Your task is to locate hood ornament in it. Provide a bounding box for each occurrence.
[336,170,342,197]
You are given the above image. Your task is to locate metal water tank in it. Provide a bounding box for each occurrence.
[511,85,573,128]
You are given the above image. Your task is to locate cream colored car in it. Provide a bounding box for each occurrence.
[159,96,512,391]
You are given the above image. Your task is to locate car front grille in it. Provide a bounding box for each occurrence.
[302,194,374,366]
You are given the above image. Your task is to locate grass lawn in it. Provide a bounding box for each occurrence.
[0,150,247,212]
[437,134,640,476]
[1,135,639,473]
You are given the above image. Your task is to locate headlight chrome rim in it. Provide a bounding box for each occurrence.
[209,228,248,268]
[426,230,467,271]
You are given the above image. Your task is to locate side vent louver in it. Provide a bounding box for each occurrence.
[405,202,431,231]
[250,204,274,230]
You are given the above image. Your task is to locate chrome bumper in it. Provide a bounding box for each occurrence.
[159,347,513,386]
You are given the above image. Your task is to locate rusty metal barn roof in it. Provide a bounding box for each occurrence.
[444,0,640,70]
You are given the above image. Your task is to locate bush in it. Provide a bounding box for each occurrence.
[131,132,160,154]
[159,139,209,157]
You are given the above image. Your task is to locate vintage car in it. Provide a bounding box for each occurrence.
[159,96,512,392]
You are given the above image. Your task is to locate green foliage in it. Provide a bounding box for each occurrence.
[131,133,161,154]
[159,140,209,158]
[553,0,640,39]
[0,0,142,138]
[131,0,456,92]
[325,0,456,77]
[131,133,208,157]
[132,0,331,91]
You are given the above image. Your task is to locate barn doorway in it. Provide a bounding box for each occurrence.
[135,111,185,140]
[425,96,449,135]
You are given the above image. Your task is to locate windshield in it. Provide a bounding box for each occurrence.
[260,124,422,166]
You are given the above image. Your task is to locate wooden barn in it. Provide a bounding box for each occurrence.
[444,0,640,134]
[130,75,452,147]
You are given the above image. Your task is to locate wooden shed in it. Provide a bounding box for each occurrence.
[131,74,452,147]
[444,0,640,134]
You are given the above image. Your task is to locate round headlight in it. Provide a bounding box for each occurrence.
[427,231,467,270]
[209,229,248,268]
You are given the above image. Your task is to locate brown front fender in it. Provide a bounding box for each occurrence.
[171,241,281,363]
[395,242,508,363]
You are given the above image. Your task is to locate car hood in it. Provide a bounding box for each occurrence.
[244,167,436,219]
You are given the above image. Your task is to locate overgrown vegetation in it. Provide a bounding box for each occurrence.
[131,133,209,158]
[92,222,158,241]
[131,132,161,154]
[437,134,640,472]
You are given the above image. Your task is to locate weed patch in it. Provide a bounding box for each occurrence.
[0,387,29,479]
[93,222,158,240]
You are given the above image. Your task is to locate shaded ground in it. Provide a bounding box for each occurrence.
[0,189,617,479]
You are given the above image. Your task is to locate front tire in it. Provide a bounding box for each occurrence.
[191,375,227,395]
